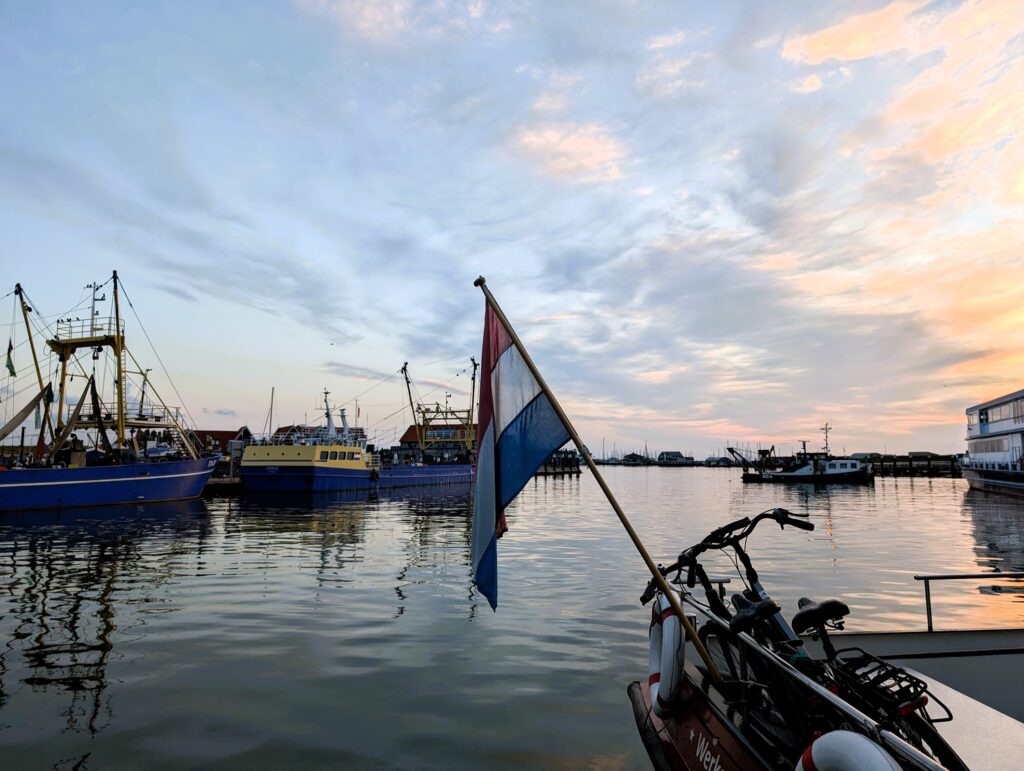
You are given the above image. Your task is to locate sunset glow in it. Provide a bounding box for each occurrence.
[2,1,1023,456]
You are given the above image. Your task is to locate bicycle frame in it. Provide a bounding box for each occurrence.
[679,593,947,771]
[652,508,962,770]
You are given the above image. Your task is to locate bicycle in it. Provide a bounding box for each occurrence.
[642,507,968,770]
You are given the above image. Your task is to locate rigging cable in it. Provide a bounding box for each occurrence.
[117,280,199,431]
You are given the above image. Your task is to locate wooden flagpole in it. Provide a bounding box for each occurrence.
[473,277,721,682]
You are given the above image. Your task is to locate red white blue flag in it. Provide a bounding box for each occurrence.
[472,301,570,609]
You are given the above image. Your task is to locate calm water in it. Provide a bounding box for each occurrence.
[2,469,1023,769]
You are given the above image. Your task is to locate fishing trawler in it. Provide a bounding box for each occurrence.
[960,388,1024,496]
[240,364,475,493]
[0,273,216,512]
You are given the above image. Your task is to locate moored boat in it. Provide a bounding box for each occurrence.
[241,371,476,494]
[0,273,217,512]
[733,428,873,484]
[960,388,1024,496]
[755,454,873,484]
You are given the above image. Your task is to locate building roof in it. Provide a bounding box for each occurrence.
[399,424,476,444]
[967,387,1024,413]
[199,426,252,448]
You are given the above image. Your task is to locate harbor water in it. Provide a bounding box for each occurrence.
[1,468,1022,769]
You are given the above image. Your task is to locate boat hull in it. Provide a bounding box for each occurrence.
[240,463,474,493]
[747,469,874,484]
[0,456,218,512]
[627,678,765,770]
[962,466,1024,497]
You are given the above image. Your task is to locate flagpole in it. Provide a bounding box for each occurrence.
[473,277,721,683]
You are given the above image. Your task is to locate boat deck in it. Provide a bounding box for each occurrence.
[912,668,1024,770]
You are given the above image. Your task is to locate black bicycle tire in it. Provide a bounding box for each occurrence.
[900,712,970,771]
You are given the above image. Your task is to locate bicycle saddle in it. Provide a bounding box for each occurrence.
[792,597,850,635]
[728,597,780,635]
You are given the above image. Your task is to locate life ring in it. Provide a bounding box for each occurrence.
[795,731,900,771]
[649,592,686,718]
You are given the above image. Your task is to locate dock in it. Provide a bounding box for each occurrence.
[203,476,241,494]
[535,450,581,476]
[869,454,961,478]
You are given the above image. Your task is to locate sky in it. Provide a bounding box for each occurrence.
[1,0,1023,457]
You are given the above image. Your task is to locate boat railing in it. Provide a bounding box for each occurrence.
[266,431,368,447]
[914,571,1024,631]
[77,404,182,425]
[52,318,124,341]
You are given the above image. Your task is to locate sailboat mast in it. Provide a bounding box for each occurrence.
[269,387,275,440]
[112,270,126,450]
[14,283,54,440]
[55,356,68,429]
[467,356,478,453]
[401,362,424,450]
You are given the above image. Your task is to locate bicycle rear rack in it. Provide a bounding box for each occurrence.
[832,647,931,715]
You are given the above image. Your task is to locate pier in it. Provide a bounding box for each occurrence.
[536,449,581,476]
[868,454,961,478]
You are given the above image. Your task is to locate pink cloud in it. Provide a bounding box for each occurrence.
[513,123,627,182]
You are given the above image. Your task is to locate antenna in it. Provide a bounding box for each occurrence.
[820,421,831,456]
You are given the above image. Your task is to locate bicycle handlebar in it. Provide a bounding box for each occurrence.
[640,508,815,604]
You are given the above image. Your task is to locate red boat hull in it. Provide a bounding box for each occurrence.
[627,679,766,770]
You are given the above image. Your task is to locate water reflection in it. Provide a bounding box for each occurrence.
[962,490,1024,605]
[392,485,474,618]
[0,500,210,737]
[1,473,1023,769]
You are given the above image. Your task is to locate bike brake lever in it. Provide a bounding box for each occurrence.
[774,507,809,518]
[639,578,658,605]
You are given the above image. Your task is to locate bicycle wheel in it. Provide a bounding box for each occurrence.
[898,712,969,771]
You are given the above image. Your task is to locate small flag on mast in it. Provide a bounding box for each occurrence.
[472,294,570,610]
[5,338,14,377]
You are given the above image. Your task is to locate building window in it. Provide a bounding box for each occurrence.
[969,438,1010,454]
[828,463,836,469]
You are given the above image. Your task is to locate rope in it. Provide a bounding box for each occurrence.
[117,280,199,430]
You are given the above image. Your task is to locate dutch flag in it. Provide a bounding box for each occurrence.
[471,296,570,610]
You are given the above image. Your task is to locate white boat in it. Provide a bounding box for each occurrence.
[961,388,1024,496]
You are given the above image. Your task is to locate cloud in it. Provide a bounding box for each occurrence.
[531,70,583,113]
[295,0,506,44]
[213,407,238,417]
[646,30,691,50]
[0,145,363,344]
[323,361,396,381]
[782,1,930,64]
[635,52,711,98]
[512,122,627,182]
[3,1,1020,456]
[791,73,823,93]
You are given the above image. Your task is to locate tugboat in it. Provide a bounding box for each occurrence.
[0,273,217,512]
[731,424,873,485]
[960,388,1024,496]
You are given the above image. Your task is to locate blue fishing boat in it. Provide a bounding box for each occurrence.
[241,365,476,494]
[0,272,216,512]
